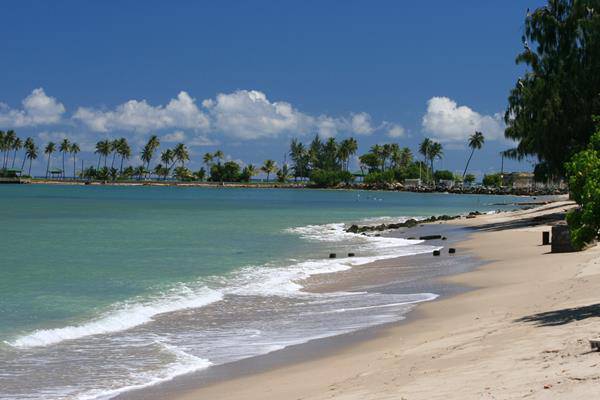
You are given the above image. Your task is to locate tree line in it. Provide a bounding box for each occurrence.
[0,129,488,186]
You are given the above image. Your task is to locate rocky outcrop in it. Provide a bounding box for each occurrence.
[345,214,462,234]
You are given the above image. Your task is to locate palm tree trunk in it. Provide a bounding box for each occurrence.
[29,158,33,176]
[62,153,66,179]
[111,152,116,169]
[46,155,51,178]
[73,155,77,179]
[120,156,124,174]
[97,154,101,169]
[12,149,17,168]
[462,148,475,178]
[21,155,27,173]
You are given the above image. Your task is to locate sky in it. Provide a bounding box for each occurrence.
[0,0,546,177]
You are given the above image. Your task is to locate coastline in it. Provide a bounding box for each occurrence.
[122,200,600,400]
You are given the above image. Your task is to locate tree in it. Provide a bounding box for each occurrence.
[44,142,56,178]
[419,138,431,182]
[427,141,443,182]
[505,1,600,177]
[95,140,111,168]
[21,137,34,172]
[59,138,71,179]
[277,164,291,182]
[308,135,323,170]
[110,139,120,169]
[203,152,214,169]
[173,143,189,167]
[2,130,16,168]
[338,138,358,171]
[141,135,160,175]
[194,168,206,181]
[261,159,277,182]
[213,150,224,165]
[289,138,308,179]
[160,149,174,179]
[462,131,485,178]
[240,164,258,182]
[116,138,131,174]
[25,139,38,176]
[483,173,502,187]
[464,173,476,185]
[10,136,23,169]
[70,143,80,179]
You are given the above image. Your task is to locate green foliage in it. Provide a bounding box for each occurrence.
[464,174,476,185]
[364,170,395,184]
[309,169,354,187]
[434,170,454,181]
[505,1,600,176]
[482,173,502,187]
[564,126,600,249]
[210,161,242,182]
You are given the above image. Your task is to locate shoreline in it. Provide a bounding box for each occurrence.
[12,178,566,197]
[122,200,600,400]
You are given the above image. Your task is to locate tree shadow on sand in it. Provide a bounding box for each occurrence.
[516,303,600,326]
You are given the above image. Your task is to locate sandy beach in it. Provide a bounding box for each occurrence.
[143,200,600,400]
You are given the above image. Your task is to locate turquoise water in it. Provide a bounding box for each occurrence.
[0,185,534,399]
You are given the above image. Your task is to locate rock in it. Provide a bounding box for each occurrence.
[329,253,337,258]
[348,252,355,257]
[420,235,442,240]
[433,250,441,256]
[449,248,456,254]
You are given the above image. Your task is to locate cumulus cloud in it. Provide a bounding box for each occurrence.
[203,90,315,139]
[161,130,218,146]
[73,91,210,133]
[384,123,406,138]
[350,112,374,135]
[422,97,505,142]
[0,88,65,127]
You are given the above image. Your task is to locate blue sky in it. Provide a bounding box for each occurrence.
[0,0,545,177]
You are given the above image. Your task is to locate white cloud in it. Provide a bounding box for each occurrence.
[350,112,374,135]
[161,130,218,146]
[0,88,65,127]
[385,123,406,138]
[422,96,505,142]
[73,91,210,133]
[204,90,314,139]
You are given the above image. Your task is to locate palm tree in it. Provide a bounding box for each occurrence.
[21,137,34,172]
[95,140,111,168]
[160,149,174,179]
[141,135,160,174]
[213,150,224,165]
[399,147,413,168]
[0,130,5,168]
[3,130,16,168]
[44,142,56,178]
[110,139,120,169]
[11,137,23,169]
[462,131,485,178]
[59,138,71,179]
[418,138,432,183]
[116,138,131,174]
[25,141,38,176]
[173,143,189,167]
[70,143,80,179]
[245,163,258,178]
[203,152,214,169]
[261,159,277,182]
[428,141,443,182]
[338,138,358,171]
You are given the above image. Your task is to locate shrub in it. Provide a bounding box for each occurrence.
[564,126,600,249]
[434,170,454,181]
[482,173,502,187]
[309,169,354,187]
[364,170,395,185]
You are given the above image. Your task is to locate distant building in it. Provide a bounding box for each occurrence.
[502,172,534,189]
[438,179,455,189]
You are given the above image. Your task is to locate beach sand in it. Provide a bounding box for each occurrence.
[146,200,600,400]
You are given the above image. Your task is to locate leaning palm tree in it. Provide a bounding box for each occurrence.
[95,140,111,168]
[11,136,23,168]
[0,130,5,168]
[70,143,80,179]
[140,135,160,174]
[59,138,71,179]
[3,130,16,168]
[110,139,120,169]
[25,142,38,176]
[173,143,189,167]
[462,131,485,178]
[418,138,432,183]
[21,137,34,172]
[261,159,277,182]
[428,141,443,182]
[44,142,56,178]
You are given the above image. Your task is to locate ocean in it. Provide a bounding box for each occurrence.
[0,185,535,399]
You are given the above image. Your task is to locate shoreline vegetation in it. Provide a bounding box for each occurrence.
[1,130,565,195]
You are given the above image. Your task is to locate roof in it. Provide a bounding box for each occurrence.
[48,168,63,173]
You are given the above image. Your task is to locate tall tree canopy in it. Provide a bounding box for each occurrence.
[505,0,600,177]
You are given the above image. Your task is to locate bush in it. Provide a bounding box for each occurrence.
[209,161,242,182]
[309,169,354,187]
[434,170,454,181]
[482,173,502,187]
[564,126,600,249]
[464,174,476,185]
[364,170,395,184]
